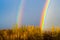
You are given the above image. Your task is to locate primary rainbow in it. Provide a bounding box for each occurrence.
[40,0,50,31]
[17,0,26,27]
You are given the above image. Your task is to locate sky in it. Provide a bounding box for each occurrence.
[0,0,45,29]
[0,0,60,29]
[44,0,60,29]
[22,0,45,25]
[0,0,19,29]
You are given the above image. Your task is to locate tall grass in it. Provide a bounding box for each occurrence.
[0,25,60,40]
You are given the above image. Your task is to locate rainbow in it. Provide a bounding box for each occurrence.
[17,0,26,27]
[40,0,50,31]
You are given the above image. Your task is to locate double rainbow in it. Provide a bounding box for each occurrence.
[40,0,50,31]
[17,0,50,30]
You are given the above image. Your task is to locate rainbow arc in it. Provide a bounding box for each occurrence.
[17,0,26,27]
[40,0,50,31]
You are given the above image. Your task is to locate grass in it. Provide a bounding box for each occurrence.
[0,25,60,40]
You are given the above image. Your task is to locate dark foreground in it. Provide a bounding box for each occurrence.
[0,26,60,40]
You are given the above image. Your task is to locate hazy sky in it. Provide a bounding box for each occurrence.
[44,0,60,29]
[0,0,60,29]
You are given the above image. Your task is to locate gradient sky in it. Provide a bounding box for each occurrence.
[0,0,60,29]
[0,0,45,29]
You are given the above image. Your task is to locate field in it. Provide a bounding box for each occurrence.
[0,25,60,40]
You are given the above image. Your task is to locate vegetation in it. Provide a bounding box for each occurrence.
[0,25,60,40]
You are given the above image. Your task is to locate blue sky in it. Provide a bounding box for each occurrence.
[0,0,45,29]
[0,0,20,28]
[1,0,60,29]
[22,0,45,25]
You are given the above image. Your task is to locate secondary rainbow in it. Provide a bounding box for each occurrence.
[40,0,50,31]
[17,0,26,27]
